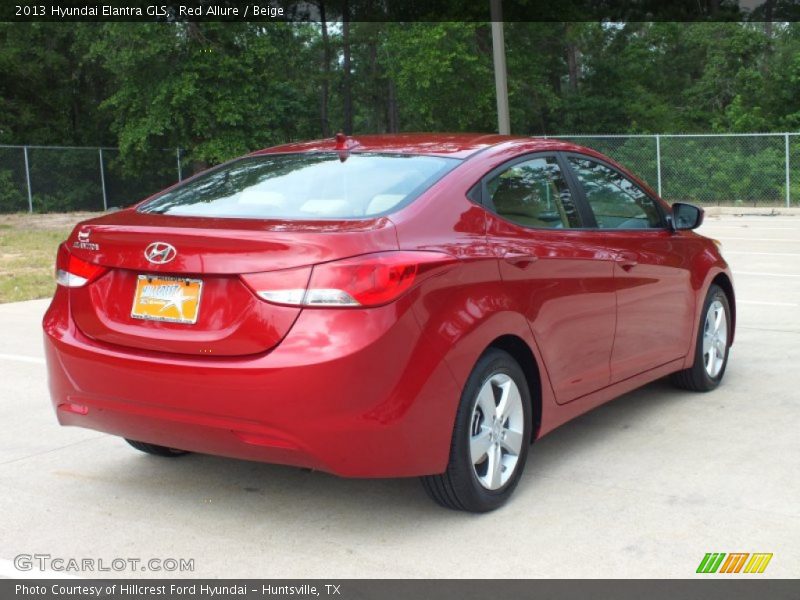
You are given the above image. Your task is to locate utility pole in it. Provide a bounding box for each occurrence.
[490,0,510,135]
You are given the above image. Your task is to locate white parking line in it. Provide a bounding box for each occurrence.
[700,226,800,230]
[0,558,81,579]
[715,237,800,243]
[0,353,44,364]
[724,251,800,257]
[702,221,800,224]
[738,300,799,307]
[734,271,800,278]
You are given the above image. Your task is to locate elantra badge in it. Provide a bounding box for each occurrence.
[73,228,99,251]
[144,242,177,265]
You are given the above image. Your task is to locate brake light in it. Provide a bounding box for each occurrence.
[307,253,431,306]
[55,243,108,287]
[241,251,455,308]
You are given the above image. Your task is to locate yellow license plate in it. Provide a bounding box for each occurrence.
[131,275,203,324]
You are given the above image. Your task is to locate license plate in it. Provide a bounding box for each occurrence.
[131,275,203,324]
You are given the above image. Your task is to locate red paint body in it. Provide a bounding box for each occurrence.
[43,134,734,477]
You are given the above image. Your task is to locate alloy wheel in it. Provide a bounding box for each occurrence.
[703,299,728,378]
[469,373,525,490]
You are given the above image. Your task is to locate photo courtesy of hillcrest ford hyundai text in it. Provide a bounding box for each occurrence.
[43,133,734,512]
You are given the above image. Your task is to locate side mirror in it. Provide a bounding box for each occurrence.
[670,202,704,231]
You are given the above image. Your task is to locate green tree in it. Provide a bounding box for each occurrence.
[90,23,320,172]
[381,22,496,132]
[0,23,112,145]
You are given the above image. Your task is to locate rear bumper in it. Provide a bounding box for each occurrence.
[43,287,460,477]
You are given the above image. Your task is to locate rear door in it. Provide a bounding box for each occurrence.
[481,153,618,404]
[562,153,698,382]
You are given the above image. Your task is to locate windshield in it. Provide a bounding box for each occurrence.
[138,153,461,219]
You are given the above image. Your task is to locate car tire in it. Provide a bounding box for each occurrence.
[125,439,190,457]
[671,283,732,392]
[421,348,532,512]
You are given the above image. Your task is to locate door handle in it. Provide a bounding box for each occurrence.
[503,251,538,268]
[615,253,638,271]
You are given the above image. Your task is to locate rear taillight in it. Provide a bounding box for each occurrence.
[241,251,455,308]
[55,243,108,288]
[239,264,313,306]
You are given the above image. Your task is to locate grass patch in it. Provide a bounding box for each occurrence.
[0,229,68,303]
[0,212,99,303]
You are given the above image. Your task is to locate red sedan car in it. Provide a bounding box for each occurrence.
[43,134,734,512]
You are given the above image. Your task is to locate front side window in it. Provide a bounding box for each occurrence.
[139,153,460,220]
[485,156,580,229]
[567,157,663,229]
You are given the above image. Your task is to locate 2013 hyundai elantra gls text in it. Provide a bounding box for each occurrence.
[43,134,734,512]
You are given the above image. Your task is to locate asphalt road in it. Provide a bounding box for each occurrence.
[1,213,798,579]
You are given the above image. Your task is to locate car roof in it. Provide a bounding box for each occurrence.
[250,133,572,160]
[247,134,659,199]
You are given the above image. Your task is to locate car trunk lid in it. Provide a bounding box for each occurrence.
[67,210,398,356]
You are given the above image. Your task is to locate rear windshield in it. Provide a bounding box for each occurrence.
[138,153,460,219]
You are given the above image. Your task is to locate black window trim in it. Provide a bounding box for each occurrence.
[475,151,589,231]
[559,151,669,231]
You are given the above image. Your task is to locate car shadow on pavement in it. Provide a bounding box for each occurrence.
[90,377,691,522]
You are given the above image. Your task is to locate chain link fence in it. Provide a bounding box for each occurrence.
[0,145,182,213]
[553,133,799,207]
[1,134,799,213]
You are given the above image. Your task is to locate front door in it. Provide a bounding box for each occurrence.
[563,154,697,383]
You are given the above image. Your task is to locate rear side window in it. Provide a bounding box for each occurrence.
[139,153,460,219]
[567,157,663,229]
[486,156,580,229]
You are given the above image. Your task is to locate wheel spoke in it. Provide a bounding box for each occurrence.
[494,380,511,421]
[703,331,712,356]
[487,443,503,489]
[714,307,724,333]
[476,384,496,420]
[500,428,523,455]
[499,381,521,422]
[470,429,492,462]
